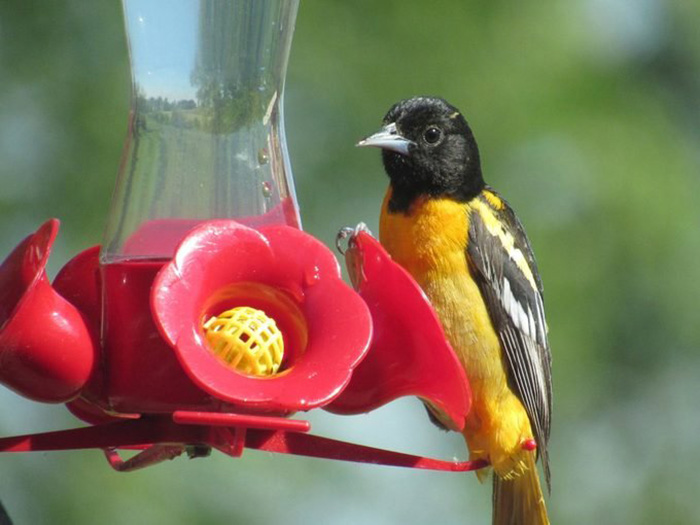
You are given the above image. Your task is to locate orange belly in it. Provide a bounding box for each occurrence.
[379,188,533,477]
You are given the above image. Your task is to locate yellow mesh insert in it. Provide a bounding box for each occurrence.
[203,306,284,376]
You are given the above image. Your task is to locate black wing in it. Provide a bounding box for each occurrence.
[467,189,552,490]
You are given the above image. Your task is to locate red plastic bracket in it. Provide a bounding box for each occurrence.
[0,410,487,473]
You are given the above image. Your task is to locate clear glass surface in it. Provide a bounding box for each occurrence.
[102,0,300,262]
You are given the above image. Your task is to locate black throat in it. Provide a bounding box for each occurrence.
[386,169,485,214]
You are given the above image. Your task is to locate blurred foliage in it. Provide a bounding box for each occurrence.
[1,0,700,524]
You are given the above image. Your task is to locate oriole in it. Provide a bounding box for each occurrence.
[358,96,552,524]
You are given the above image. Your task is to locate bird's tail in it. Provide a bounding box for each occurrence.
[492,452,549,525]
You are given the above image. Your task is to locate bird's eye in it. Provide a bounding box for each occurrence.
[423,126,442,144]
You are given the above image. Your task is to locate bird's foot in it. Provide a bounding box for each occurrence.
[336,223,374,254]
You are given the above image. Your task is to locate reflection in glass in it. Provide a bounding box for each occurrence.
[102,0,300,262]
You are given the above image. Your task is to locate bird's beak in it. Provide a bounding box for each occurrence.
[356,122,414,156]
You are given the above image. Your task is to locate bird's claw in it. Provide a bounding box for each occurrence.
[336,223,373,255]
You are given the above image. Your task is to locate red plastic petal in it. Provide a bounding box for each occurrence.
[0,220,96,402]
[328,231,470,431]
[53,245,102,331]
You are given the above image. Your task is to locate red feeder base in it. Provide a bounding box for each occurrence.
[0,411,488,473]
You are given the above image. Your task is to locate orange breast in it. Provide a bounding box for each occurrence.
[378,186,534,476]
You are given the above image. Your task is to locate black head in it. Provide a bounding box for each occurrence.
[358,97,484,212]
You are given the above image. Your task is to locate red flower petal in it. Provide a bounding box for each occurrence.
[328,230,471,431]
[0,220,96,402]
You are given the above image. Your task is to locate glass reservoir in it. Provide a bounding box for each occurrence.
[102,0,301,263]
[99,0,300,410]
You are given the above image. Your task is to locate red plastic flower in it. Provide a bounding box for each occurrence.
[152,220,372,414]
[0,220,95,402]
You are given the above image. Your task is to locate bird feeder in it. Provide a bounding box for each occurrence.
[0,0,482,473]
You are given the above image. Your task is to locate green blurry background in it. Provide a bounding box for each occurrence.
[2,1,700,523]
